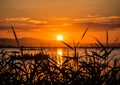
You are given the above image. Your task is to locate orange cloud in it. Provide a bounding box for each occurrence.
[1,16,120,32]
[72,15,120,32]
[28,20,47,24]
[6,17,31,21]
[54,18,70,21]
[0,17,48,33]
[74,15,120,24]
[5,17,48,25]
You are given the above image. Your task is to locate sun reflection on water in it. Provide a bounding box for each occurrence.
[57,49,63,66]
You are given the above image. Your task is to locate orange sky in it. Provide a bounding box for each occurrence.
[0,0,120,43]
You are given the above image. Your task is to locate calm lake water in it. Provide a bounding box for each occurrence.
[0,47,120,67]
[0,47,120,60]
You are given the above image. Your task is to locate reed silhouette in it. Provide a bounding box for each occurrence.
[0,26,120,85]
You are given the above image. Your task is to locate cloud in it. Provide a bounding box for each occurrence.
[5,17,48,25]
[0,17,48,32]
[73,15,120,31]
[54,18,70,21]
[5,17,31,21]
[0,21,11,30]
[28,20,47,24]
[1,16,120,32]
[74,15,120,24]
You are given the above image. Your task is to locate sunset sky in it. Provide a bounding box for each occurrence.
[0,0,120,43]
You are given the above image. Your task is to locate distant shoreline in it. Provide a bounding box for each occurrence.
[1,46,120,49]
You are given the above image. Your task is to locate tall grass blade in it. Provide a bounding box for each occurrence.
[11,25,20,48]
[92,36,107,53]
[106,30,108,47]
[80,23,90,41]
[61,41,73,50]
[91,51,103,59]
[102,48,114,59]
[76,23,91,46]
[110,38,118,46]
[113,38,118,43]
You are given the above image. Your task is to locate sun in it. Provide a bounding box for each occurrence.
[57,35,63,41]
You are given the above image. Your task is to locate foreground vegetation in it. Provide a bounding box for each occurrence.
[0,44,120,85]
[0,25,120,85]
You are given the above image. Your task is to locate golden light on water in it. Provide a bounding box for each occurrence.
[57,51,63,56]
[57,35,63,41]
[57,49,63,65]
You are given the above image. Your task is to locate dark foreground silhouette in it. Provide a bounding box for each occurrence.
[0,46,120,85]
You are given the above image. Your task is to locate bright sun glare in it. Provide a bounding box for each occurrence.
[57,35,63,41]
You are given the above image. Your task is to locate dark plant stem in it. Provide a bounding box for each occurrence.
[11,25,20,48]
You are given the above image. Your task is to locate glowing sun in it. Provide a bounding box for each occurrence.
[57,35,63,41]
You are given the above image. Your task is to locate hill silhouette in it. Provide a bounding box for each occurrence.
[0,38,63,47]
